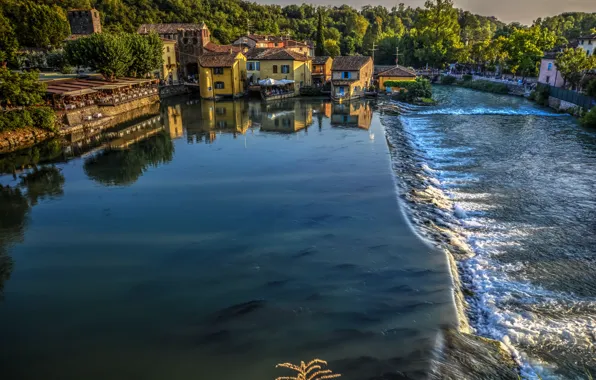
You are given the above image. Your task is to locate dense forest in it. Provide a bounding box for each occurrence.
[1,0,596,73]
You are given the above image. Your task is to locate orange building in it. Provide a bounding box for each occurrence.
[312,56,333,85]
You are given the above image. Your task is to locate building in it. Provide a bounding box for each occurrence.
[67,8,102,35]
[377,65,417,91]
[185,100,252,143]
[260,101,313,133]
[138,23,241,78]
[538,52,565,88]
[163,104,184,139]
[198,52,247,99]
[158,39,178,83]
[330,56,373,101]
[233,35,314,56]
[578,34,596,56]
[331,101,372,130]
[312,56,333,85]
[245,48,312,93]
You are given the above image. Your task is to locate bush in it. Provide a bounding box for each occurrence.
[459,80,509,94]
[0,107,57,132]
[533,85,551,106]
[586,79,596,99]
[462,74,473,81]
[385,78,432,102]
[441,75,457,85]
[581,107,596,128]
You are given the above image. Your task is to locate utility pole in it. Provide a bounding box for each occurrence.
[371,42,378,64]
[247,19,252,36]
[394,46,403,66]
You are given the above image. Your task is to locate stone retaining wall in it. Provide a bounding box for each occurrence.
[0,128,56,154]
[160,84,190,98]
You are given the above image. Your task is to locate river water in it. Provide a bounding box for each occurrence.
[383,86,596,379]
[0,98,455,380]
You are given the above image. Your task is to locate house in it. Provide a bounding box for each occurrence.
[312,56,333,85]
[538,51,565,88]
[245,48,312,93]
[198,51,247,99]
[138,23,241,78]
[66,8,102,41]
[233,35,314,56]
[377,65,417,91]
[578,34,596,56]
[158,39,178,83]
[330,56,373,101]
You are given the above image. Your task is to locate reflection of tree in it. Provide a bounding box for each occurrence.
[84,132,174,186]
[20,167,65,205]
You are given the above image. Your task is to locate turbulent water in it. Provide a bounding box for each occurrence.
[382,86,596,379]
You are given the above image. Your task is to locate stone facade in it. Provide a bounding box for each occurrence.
[67,9,102,35]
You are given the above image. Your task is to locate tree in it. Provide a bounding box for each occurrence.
[0,13,18,67]
[324,39,341,58]
[126,32,163,78]
[413,0,462,68]
[3,1,70,49]
[66,33,132,81]
[504,26,556,77]
[0,68,47,108]
[315,9,325,56]
[555,47,594,89]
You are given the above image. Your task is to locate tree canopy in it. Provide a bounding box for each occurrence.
[555,47,596,89]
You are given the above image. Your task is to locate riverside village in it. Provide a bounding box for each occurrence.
[1,1,596,380]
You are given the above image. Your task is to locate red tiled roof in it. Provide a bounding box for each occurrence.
[198,52,242,68]
[313,56,331,65]
[204,42,242,53]
[245,48,310,61]
[377,65,417,78]
[332,56,372,71]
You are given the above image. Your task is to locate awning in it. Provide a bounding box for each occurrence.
[46,88,97,96]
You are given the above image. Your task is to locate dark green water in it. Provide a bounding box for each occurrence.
[0,98,454,380]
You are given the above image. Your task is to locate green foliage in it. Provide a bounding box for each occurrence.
[462,74,473,81]
[581,107,596,128]
[441,75,457,85]
[0,68,47,108]
[0,12,18,66]
[323,39,340,58]
[459,79,509,94]
[537,13,596,44]
[556,48,595,89]
[587,79,596,99]
[503,26,556,77]
[385,78,432,102]
[46,50,73,73]
[0,107,57,132]
[315,10,325,56]
[1,0,70,49]
[126,32,163,78]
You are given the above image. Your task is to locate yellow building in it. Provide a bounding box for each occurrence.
[377,65,417,91]
[312,56,333,85]
[198,52,247,99]
[159,39,178,83]
[260,101,313,133]
[246,48,312,93]
[331,101,373,130]
[330,56,373,101]
[163,104,183,138]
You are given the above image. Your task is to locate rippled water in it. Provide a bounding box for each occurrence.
[383,86,596,379]
[0,98,455,380]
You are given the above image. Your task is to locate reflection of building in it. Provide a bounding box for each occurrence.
[198,52,247,99]
[260,101,313,133]
[331,101,372,130]
[163,104,183,138]
[331,56,373,101]
[185,100,251,143]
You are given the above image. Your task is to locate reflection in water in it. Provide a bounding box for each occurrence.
[260,101,314,133]
[184,100,252,144]
[84,131,174,186]
[331,101,373,130]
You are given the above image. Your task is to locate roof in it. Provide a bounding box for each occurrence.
[332,56,372,71]
[137,23,207,34]
[199,52,242,68]
[578,34,596,40]
[245,48,310,61]
[377,65,417,78]
[246,34,286,43]
[45,77,156,96]
[204,42,242,53]
[313,56,331,65]
[46,88,97,96]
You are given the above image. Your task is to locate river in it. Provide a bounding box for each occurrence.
[0,97,455,380]
[383,86,596,379]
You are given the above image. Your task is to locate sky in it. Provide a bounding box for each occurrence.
[257,0,596,25]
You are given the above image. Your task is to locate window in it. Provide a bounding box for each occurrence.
[273,65,278,73]
[216,107,226,115]
[247,62,256,71]
[215,82,225,89]
[342,71,351,79]
[216,121,228,128]
[587,50,591,56]
[547,62,552,71]
[214,68,224,75]
[281,65,290,73]
[580,40,584,45]
[168,57,171,66]
[546,76,550,84]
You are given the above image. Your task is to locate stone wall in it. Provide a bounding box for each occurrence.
[67,9,102,34]
[160,84,190,98]
[548,96,581,115]
[0,128,55,154]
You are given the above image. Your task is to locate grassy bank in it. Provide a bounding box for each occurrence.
[440,75,510,95]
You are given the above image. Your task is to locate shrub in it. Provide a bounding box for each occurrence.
[441,75,457,85]
[534,85,551,106]
[586,79,596,98]
[581,107,596,128]
[0,107,56,132]
[29,107,57,132]
[384,78,432,102]
[462,74,473,81]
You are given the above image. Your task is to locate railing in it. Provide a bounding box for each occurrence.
[538,83,596,110]
[97,88,159,106]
